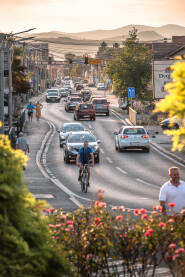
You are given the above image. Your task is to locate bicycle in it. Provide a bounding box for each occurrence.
[80,164,89,193]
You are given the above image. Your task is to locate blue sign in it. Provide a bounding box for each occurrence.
[107,78,112,85]
[128,87,135,98]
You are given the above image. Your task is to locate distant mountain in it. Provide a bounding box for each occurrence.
[156,24,185,37]
[138,31,164,42]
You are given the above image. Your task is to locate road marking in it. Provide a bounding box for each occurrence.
[136,178,158,189]
[88,123,93,129]
[115,166,128,175]
[106,156,113,163]
[33,194,54,199]
[100,148,105,154]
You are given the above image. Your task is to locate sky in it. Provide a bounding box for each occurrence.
[0,0,185,34]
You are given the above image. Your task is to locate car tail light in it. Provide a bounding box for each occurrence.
[141,135,149,139]
[120,135,128,139]
[104,105,109,107]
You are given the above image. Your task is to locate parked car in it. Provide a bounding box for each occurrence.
[97,83,105,90]
[160,116,181,130]
[58,122,85,148]
[65,97,81,112]
[63,131,100,163]
[114,126,150,152]
[74,103,96,121]
[46,89,60,103]
[91,98,110,116]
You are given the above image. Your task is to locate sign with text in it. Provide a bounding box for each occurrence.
[152,60,183,99]
[128,87,135,98]
[88,59,101,65]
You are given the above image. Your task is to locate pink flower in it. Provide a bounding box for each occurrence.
[141,214,148,220]
[94,201,100,207]
[152,206,157,210]
[86,254,93,260]
[151,211,158,215]
[159,222,166,228]
[99,202,107,208]
[133,209,140,216]
[118,206,125,212]
[144,228,154,237]
[66,220,73,225]
[175,248,185,254]
[140,208,147,214]
[94,217,101,224]
[43,208,49,213]
[61,215,67,220]
[180,209,185,215]
[116,215,123,221]
[55,224,62,228]
[97,222,103,227]
[172,255,180,261]
[65,227,71,232]
[112,206,117,211]
[168,243,176,249]
[168,218,175,223]
[48,224,56,228]
[156,205,163,212]
[48,207,55,213]
[168,202,175,208]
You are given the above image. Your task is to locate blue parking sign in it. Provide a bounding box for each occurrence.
[128,87,135,98]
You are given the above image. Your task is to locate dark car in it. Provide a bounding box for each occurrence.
[91,98,110,116]
[88,82,96,87]
[65,97,81,112]
[74,103,96,121]
[160,117,180,130]
[80,90,92,101]
[58,122,85,147]
[76,84,84,91]
[63,131,100,163]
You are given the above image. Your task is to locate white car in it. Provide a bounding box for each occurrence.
[114,126,150,152]
[60,88,68,97]
[57,122,85,148]
[46,89,60,103]
[97,83,105,90]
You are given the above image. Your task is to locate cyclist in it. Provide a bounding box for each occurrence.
[76,140,94,186]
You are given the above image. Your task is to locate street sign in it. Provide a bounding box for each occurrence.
[88,59,101,65]
[71,58,85,64]
[128,87,135,98]
[51,61,67,65]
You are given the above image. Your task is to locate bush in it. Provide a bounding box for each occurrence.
[0,129,72,277]
[49,190,185,277]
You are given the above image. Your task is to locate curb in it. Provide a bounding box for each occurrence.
[111,108,185,167]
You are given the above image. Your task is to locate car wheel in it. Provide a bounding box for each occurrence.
[93,117,96,121]
[144,148,150,153]
[115,143,118,151]
[60,143,63,148]
[118,143,121,152]
[95,156,100,163]
[74,115,76,120]
[64,155,70,164]
[106,112,109,116]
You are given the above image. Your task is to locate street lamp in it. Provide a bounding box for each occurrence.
[12,28,36,36]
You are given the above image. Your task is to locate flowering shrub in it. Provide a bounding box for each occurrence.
[48,198,185,277]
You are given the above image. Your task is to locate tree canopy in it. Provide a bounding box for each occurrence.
[105,28,152,101]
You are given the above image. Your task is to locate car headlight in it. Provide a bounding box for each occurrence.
[60,135,65,139]
[93,145,98,151]
[67,146,73,151]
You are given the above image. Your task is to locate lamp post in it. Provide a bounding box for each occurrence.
[0,34,6,133]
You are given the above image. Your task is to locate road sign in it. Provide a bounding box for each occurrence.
[88,59,101,65]
[71,58,85,64]
[51,61,67,65]
[128,87,135,98]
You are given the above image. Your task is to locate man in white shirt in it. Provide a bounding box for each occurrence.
[159,167,185,214]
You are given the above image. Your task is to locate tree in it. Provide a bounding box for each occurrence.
[0,128,72,277]
[105,28,152,101]
[12,47,31,94]
[155,60,185,152]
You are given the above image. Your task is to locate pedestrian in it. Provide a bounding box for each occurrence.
[16,132,30,170]
[27,102,35,122]
[159,167,185,214]
[35,101,43,121]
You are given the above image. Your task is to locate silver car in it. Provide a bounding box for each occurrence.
[58,122,85,147]
[114,126,150,152]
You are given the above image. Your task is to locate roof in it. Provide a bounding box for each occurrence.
[146,43,185,59]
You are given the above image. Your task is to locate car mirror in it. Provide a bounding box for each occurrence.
[114,131,118,135]
[57,130,60,133]
[97,140,101,144]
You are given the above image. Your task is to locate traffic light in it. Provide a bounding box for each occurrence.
[84,55,88,64]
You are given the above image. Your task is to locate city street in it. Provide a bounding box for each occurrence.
[24,91,185,212]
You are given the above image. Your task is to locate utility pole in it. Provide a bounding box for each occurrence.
[0,34,5,134]
[8,42,13,128]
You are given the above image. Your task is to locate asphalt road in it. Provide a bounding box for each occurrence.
[27,89,185,212]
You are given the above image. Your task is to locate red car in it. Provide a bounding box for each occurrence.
[74,103,96,121]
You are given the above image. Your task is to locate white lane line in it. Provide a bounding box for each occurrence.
[33,194,54,199]
[106,156,113,164]
[110,110,127,125]
[151,144,185,169]
[115,166,128,175]
[100,148,105,154]
[136,178,158,189]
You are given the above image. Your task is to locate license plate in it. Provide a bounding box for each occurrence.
[130,142,140,145]
[83,115,89,117]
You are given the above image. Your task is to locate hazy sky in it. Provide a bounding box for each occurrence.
[0,0,184,33]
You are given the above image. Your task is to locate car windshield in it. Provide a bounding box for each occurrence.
[62,124,84,133]
[70,98,81,102]
[93,99,107,104]
[80,104,92,110]
[48,91,58,96]
[68,134,96,143]
[123,128,146,135]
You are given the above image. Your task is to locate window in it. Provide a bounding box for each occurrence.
[123,128,146,135]
[80,104,92,110]
[92,99,107,104]
[68,134,95,143]
[62,124,84,133]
